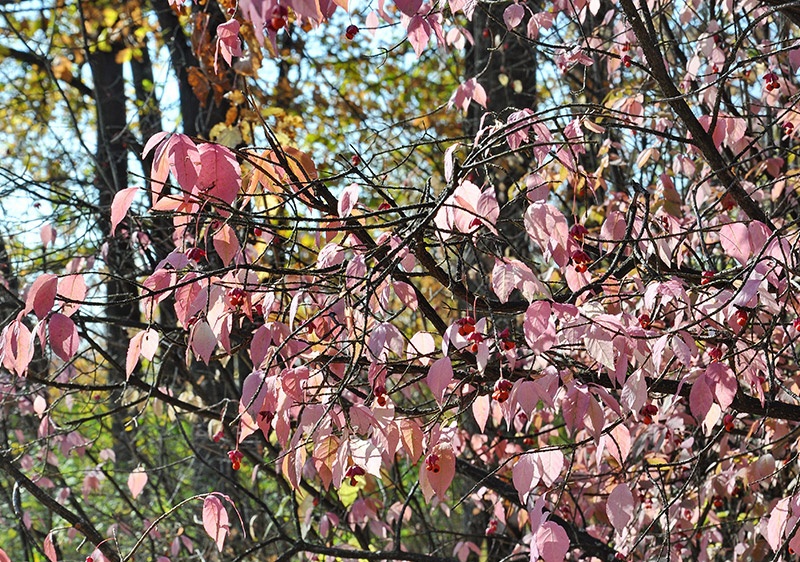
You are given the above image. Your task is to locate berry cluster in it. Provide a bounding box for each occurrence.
[425,453,440,473]
[571,249,591,273]
[492,379,513,403]
[764,71,780,92]
[344,465,366,485]
[227,449,243,471]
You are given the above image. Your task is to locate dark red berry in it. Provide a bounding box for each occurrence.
[345,24,359,40]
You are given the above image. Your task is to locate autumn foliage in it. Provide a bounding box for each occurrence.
[3,0,800,561]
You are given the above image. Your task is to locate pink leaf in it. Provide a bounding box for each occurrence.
[419,442,456,502]
[393,281,418,310]
[44,533,58,562]
[57,274,86,316]
[0,547,12,562]
[532,449,563,488]
[407,331,435,365]
[110,187,140,236]
[407,15,431,57]
[503,3,524,29]
[40,223,57,249]
[765,497,790,551]
[427,357,453,404]
[127,467,148,500]
[472,393,490,432]
[535,521,570,562]
[198,143,241,207]
[215,19,242,73]
[512,454,538,504]
[524,301,556,354]
[607,483,635,533]
[601,424,631,466]
[707,362,737,411]
[689,375,714,421]
[395,0,422,15]
[49,313,79,361]
[140,328,159,361]
[202,495,230,552]
[449,78,487,114]
[338,183,360,218]
[26,273,58,320]
[213,224,241,266]
[524,203,570,267]
[718,222,752,265]
[191,321,217,364]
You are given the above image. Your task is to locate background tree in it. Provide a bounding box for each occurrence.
[3,0,800,561]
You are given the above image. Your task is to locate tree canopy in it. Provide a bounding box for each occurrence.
[2,0,800,561]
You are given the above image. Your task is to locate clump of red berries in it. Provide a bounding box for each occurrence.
[723,413,735,432]
[640,403,658,425]
[186,247,206,262]
[572,250,591,273]
[784,121,794,136]
[733,308,748,328]
[700,270,715,285]
[267,5,289,31]
[498,327,515,350]
[212,430,224,442]
[227,287,246,307]
[638,313,652,330]
[709,346,723,362]
[764,71,780,92]
[622,55,632,68]
[569,223,588,242]
[345,24,359,40]
[492,379,513,403]
[425,453,440,473]
[344,465,366,485]
[228,449,243,471]
[467,331,484,353]
[457,316,476,336]
[374,384,387,407]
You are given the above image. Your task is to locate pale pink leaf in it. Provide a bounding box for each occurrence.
[535,521,570,562]
[44,533,58,562]
[0,547,11,562]
[140,328,159,361]
[40,223,57,249]
[57,274,86,316]
[198,143,241,207]
[126,330,145,378]
[524,301,556,354]
[472,393,490,432]
[419,442,456,502]
[533,449,563,488]
[202,495,230,552]
[26,273,58,320]
[393,281,418,310]
[607,483,635,533]
[127,467,148,500]
[765,497,790,551]
[503,3,524,29]
[718,222,752,265]
[407,15,431,57]
[110,187,140,236]
[707,362,737,411]
[407,331,435,365]
[213,224,240,266]
[338,183,360,218]
[215,19,242,73]
[191,321,217,364]
[512,454,538,504]
[49,313,79,361]
[395,0,422,16]
[427,357,452,404]
[689,375,714,421]
[602,424,631,466]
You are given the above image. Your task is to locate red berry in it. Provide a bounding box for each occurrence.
[723,413,735,431]
[639,313,652,329]
[569,223,588,242]
[709,346,723,362]
[713,495,723,508]
[378,201,391,211]
[701,270,714,285]
[345,24,359,40]
[351,154,361,166]
[228,449,243,470]
[227,287,246,307]
[733,309,748,327]
[212,431,224,442]
[486,519,498,535]
[457,316,476,336]
[793,318,800,331]
[425,453,440,473]
[572,250,591,273]
[270,15,286,30]
[622,55,632,68]
[482,27,490,38]
[186,247,206,262]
